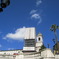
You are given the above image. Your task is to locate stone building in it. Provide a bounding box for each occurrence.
[0,27,54,59]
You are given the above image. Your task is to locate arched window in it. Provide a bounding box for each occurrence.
[38,37,40,41]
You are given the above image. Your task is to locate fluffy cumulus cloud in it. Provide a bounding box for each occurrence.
[3,27,26,40]
[36,0,42,6]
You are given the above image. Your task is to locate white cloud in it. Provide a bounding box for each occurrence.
[31,13,40,19]
[3,27,26,40]
[31,13,42,24]
[36,0,42,6]
[29,0,43,25]
[0,44,2,48]
[30,10,37,14]
[37,17,42,24]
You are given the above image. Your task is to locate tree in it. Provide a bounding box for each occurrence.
[50,24,59,50]
[52,39,55,44]
[0,8,3,12]
[1,0,10,8]
[0,0,10,12]
[39,44,46,52]
[0,2,3,12]
[41,45,46,49]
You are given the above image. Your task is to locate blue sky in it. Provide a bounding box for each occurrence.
[0,0,59,50]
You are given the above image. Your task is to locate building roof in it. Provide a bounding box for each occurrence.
[37,33,42,36]
[41,48,54,57]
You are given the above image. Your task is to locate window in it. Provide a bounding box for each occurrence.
[38,37,40,41]
[24,39,35,47]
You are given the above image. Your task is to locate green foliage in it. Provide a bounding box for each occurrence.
[41,45,46,49]
[39,45,46,52]
[50,24,59,32]
[50,24,59,43]
[50,24,59,52]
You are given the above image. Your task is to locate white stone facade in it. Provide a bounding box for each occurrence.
[0,51,41,59]
[0,49,55,59]
[0,32,55,59]
[24,27,36,39]
[0,33,44,59]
